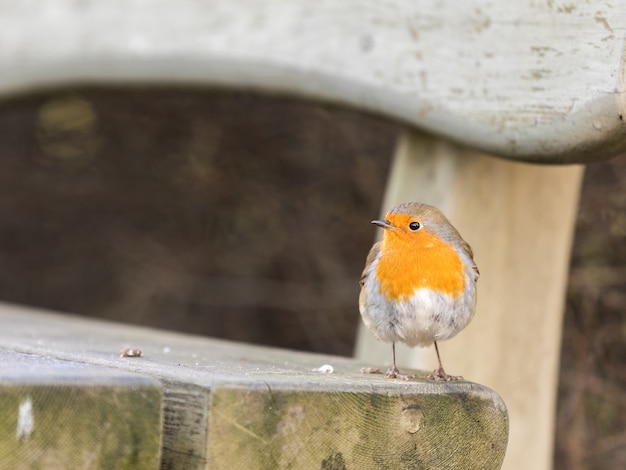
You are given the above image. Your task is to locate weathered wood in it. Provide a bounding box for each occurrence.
[1,2,618,468]
[0,350,162,469]
[356,130,583,470]
[209,387,506,469]
[0,0,624,162]
[0,302,509,469]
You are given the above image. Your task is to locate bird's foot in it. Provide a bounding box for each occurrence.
[385,366,415,380]
[426,367,463,382]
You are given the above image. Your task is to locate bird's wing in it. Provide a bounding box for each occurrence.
[460,240,480,282]
[359,241,381,287]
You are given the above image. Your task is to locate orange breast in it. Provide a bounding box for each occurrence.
[375,231,465,301]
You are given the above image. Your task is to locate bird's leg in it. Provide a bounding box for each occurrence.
[385,343,415,380]
[427,341,463,381]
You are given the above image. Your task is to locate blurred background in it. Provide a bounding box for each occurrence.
[0,88,624,469]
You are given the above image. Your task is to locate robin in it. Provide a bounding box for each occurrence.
[359,202,479,381]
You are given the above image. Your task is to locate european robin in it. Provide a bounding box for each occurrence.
[359,202,479,381]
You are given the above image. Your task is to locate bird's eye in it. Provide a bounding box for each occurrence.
[409,221,421,231]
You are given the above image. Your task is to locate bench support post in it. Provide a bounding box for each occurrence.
[356,130,584,470]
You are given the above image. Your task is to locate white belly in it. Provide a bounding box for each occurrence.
[359,259,476,347]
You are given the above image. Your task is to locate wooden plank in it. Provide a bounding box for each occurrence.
[0,350,162,469]
[208,387,506,469]
[0,302,509,469]
[0,0,624,162]
[356,130,583,470]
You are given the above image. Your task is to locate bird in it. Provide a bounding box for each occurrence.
[359,202,479,381]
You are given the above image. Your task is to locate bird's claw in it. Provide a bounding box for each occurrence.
[385,366,415,380]
[426,367,463,382]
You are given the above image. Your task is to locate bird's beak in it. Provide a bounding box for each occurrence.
[371,219,395,230]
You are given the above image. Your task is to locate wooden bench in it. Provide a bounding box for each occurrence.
[0,303,507,468]
[1,1,624,469]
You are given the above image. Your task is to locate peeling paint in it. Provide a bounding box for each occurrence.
[594,14,613,33]
[16,397,34,441]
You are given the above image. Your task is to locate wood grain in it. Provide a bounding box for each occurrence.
[208,387,507,469]
[0,350,162,469]
[0,302,508,469]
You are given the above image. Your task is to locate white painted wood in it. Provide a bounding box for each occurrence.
[355,130,584,470]
[1,0,625,162]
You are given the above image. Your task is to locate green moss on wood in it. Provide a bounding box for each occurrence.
[0,384,162,469]
[207,385,508,469]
